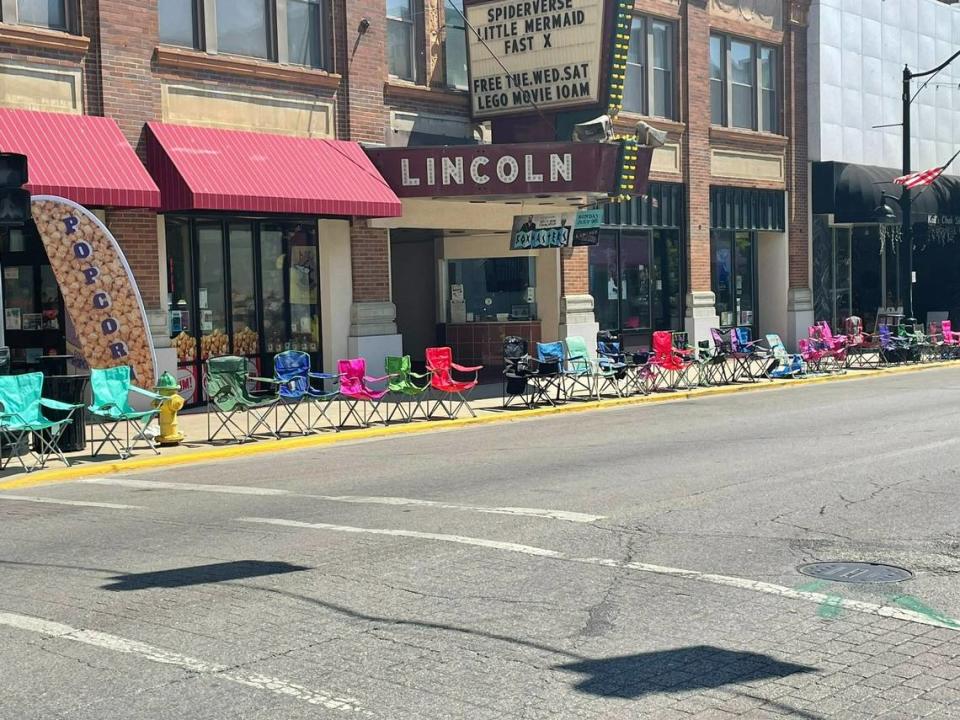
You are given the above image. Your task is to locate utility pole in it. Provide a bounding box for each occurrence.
[901,64,912,319]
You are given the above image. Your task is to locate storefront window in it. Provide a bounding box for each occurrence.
[260,225,286,353]
[619,231,652,330]
[166,217,322,403]
[653,230,683,330]
[712,230,757,329]
[589,232,619,331]
[446,257,537,321]
[229,223,258,356]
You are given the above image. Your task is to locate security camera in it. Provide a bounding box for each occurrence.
[572,115,613,143]
[635,120,668,148]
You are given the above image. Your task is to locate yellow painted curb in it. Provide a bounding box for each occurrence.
[0,359,955,492]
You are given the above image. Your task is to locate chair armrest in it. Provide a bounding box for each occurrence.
[408,370,432,379]
[0,410,27,424]
[130,386,168,401]
[308,371,339,380]
[249,375,282,385]
[364,374,391,383]
[452,362,483,372]
[40,397,83,412]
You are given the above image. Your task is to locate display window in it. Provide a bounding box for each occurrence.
[446,257,537,323]
[0,226,66,371]
[711,230,758,333]
[166,217,321,404]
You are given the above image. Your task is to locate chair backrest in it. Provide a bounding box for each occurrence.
[503,336,528,362]
[337,357,368,394]
[536,341,564,364]
[274,350,310,399]
[845,316,864,344]
[765,334,788,362]
[709,327,729,352]
[205,356,248,410]
[732,327,753,352]
[385,354,410,379]
[879,325,895,349]
[565,336,591,372]
[425,346,455,386]
[0,372,43,425]
[651,330,673,360]
[942,320,954,344]
[596,330,623,359]
[91,365,135,414]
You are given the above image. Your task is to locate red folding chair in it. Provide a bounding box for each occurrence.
[425,346,482,419]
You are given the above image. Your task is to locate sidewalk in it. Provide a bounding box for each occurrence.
[1,359,955,489]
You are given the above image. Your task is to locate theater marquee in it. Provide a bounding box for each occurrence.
[466,0,606,119]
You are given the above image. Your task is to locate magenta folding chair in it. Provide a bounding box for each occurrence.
[337,358,389,428]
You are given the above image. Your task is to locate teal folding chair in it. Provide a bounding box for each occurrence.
[0,372,82,472]
[88,366,166,459]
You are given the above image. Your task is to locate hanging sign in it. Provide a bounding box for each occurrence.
[31,196,157,388]
[572,208,603,246]
[511,211,577,249]
[466,0,606,118]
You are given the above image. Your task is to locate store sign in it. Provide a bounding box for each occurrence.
[31,196,157,388]
[466,0,605,118]
[572,208,602,246]
[366,142,621,198]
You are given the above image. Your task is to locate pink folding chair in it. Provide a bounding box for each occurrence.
[646,331,696,391]
[337,358,389,428]
[941,320,960,359]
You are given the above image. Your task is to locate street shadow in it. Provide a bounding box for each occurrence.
[555,645,815,699]
[102,560,310,591]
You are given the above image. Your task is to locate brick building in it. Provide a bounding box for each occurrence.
[0,0,812,396]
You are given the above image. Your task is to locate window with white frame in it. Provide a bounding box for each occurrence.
[387,0,417,81]
[2,0,76,32]
[622,16,675,120]
[444,0,467,90]
[157,0,332,70]
[710,33,780,133]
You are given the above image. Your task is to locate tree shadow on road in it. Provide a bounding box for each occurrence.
[556,645,815,700]
[102,560,310,591]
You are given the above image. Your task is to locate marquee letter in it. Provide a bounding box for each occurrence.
[550,153,573,182]
[470,157,490,184]
[497,155,519,184]
[400,159,420,186]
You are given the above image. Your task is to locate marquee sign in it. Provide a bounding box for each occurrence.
[466,0,608,119]
[365,142,624,198]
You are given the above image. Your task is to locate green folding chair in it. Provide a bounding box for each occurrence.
[563,336,598,399]
[0,372,82,472]
[385,355,430,423]
[88,366,166,459]
[205,355,280,443]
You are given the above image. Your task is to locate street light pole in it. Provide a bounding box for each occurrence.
[899,49,960,320]
[901,64,912,319]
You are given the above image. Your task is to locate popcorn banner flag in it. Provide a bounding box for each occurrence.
[31,196,157,388]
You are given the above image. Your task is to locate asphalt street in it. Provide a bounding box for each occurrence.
[3,368,960,719]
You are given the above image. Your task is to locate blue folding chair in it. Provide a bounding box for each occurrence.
[530,341,566,405]
[273,351,340,434]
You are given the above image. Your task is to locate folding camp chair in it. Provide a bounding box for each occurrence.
[844,316,881,369]
[205,356,280,443]
[646,330,696,391]
[274,350,339,435]
[811,323,847,372]
[0,372,82,472]
[502,336,534,408]
[88,366,168,458]
[386,355,431,422]
[596,330,647,395]
[338,358,389,428]
[899,319,930,362]
[708,328,743,383]
[879,325,911,365]
[731,327,775,382]
[563,336,597,399]
[764,334,805,379]
[939,319,960,359]
[530,341,566,405]
[426,346,482,418]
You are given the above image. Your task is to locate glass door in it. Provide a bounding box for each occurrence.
[711,230,758,335]
[619,230,652,332]
[197,223,228,363]
[227,223,259,372]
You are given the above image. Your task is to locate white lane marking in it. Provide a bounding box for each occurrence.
[78,478,288,496]
[239,517,564,558]
[309,496,604,523]
[239,517,960,631]
[0,611,368,713]
[76,477,603,523]
[0,494,142,510]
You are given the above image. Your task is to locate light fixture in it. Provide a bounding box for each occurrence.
[874,202,897,223]
[635,120,668,148]
[572,115,613,143]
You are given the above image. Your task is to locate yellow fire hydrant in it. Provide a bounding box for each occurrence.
[153,371,185,446]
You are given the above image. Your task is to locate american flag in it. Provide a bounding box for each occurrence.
[893,166,945,189]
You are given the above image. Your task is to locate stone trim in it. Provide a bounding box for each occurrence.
[154,46,342,90]
[0,22,89,54]
[709,126,788,148]
[383,80,470,110]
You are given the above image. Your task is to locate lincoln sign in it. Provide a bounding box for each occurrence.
[466,0,605,118]
[365,142,622,198]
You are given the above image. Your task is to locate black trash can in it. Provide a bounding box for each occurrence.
[38,374,89,453]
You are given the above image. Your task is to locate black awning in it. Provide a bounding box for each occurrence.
[812,161,960,223]
[710,186,785,231]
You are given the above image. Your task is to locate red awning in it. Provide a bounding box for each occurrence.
[0,108,160,209]
[146,122,401,218]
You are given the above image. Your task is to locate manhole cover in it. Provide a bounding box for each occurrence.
[798,561,913,584]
